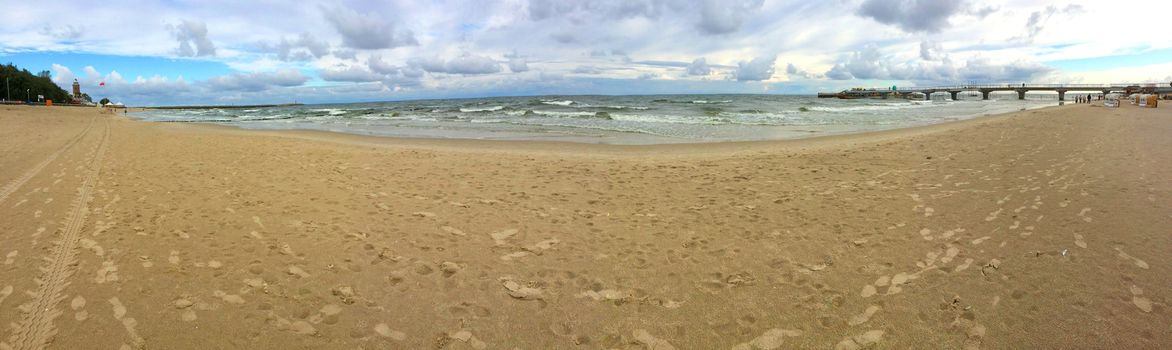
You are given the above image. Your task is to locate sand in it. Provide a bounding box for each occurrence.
[0,102,1169,349]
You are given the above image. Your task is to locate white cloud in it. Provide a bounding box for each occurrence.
[736,55,775,81]
[687,58,711,76]
[206,69,308,91]
[698,0,764,35]
[169,20,216,57]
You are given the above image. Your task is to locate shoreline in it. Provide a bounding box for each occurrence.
[125,102,1069,157]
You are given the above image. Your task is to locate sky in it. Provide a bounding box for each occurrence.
[1,0,1170,106]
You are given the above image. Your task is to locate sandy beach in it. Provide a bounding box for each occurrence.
[1,103,1169,349]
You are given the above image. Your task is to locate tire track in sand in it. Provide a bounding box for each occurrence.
[2,120,109,350]
[0,115,96,205]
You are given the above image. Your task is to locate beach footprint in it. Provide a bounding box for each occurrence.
[834,330,884,350]
[1130,285,1153,313]
[731,328,803,350]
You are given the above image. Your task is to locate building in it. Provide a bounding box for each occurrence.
[71,79,83,104]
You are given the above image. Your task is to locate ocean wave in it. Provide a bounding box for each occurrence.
[541,100,575,106]
[459,106,505,112]
[691,100,732,104]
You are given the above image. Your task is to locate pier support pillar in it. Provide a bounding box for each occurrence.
[924,91,932,100]
[949,91,959,101]
[1056,89,1067,101]
[1016,89,1027,100]
[980,90,991,100]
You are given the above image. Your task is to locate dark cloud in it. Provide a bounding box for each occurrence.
[258,33,330,61]
[735,55,775,81]
[508,58,529,72]
[920,39,943,61]
[404,54,502,75]
[169,20,216,57]
[687,58,711,75]
[856,0,964,33]
[785,63,820,79]
[323,5,417,50]
[206,70,307,91]
[322,58,421,88]
[1017,5,1084,43]
[332,49,357,60]
[698,0,764,35]
[637,72,658,80]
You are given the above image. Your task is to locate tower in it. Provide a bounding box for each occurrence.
[72,79,81,97]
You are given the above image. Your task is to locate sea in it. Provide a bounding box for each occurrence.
[130,94,1061,145]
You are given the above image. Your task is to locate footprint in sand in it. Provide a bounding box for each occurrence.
[213,290,246,304]
[0,285,13,305]
[1129,285,1153,313]
[79,238,105,256]
[984,208,1002,221]
[1073,234,1087,248]
[490,229,519,246]
[632,329,676,350]
[732,328,803,350]
[374,323,406,340]
[252,216,265,228]
[440,226,466,236]
[834,330,884,350]
[3,251,15,264]
[249,231,265,240]
[848,306,881,326]
[71,295,89,321]
[971,236,991,245]
[1114,248,1149,269]
[173,298,198,321]
[168,251,181,265]
[446,330,488,350]
[1076,207,1093,222]
[95,261,120,283]
[499,277,543,300]
[954,258,974,272]
[501,239,560,261]
[288,265,311,278]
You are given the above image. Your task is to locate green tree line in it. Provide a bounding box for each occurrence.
[1,63,71,103]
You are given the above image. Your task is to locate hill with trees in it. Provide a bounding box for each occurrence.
[1,63,71,103]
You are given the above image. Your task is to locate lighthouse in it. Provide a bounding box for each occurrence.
[71,79,82,104]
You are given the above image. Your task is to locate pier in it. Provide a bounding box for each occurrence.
[822,83,1172,101]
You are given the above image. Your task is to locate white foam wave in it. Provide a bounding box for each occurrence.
[542,100,575,106]
[459,106,505,112]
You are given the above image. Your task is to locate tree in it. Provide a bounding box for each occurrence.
[80,93,92,103]
[1,63,70,102]
[99,97,110,105]
[37,70,51,79]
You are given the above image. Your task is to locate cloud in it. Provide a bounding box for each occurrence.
[1017,5,1084,43]
[40,25,83,40]
[258,33,331,61]
[320,65,382,82]
[637,72,658,80]
[206,69,308,91]
[50,64,75,88]
[856,0,964,33]
[785,63,820,79]
[573,65,601,74]
[698,0,764,35]
[508,58,529,72]
[169,20,216,57]
[920,40,944,60]
[444,54,502,74]
[405,54,502,75]
[824,44,1052,83]
[323,4,417,50]
[736,55,775,81]
[687,58,711,76]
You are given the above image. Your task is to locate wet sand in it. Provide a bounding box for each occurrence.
[0,103,1169,349]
